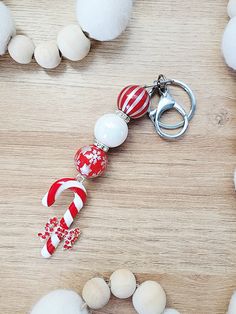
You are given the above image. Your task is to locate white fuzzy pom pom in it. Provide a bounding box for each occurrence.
[162,309,181,314]
[227,291,236,314]
[31,289,89,314]
[0,1,15,55]
[76,0,133,41]
[222,17,236,70]
[228,0,236,18]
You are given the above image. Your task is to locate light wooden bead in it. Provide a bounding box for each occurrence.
[34,41,61,69]
[57,24,91,61]
[8,35,34,64]
[82,277,111,310]
[132,281,166,314]
[110,269,136,299]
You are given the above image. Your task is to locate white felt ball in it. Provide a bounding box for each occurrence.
[228,291,236,314]
[228,0,236,18]
[57,24,91,61]
[222,17,236,70]
[82,277,111,310]
[132,281,166,314]
[0,1,16,55]
[34,41,61,69]
[94,113,128,148]
[8,35,35,64]
[31,289,89,314]
[162,309,181,314]
[76,0,133,41]
[110,269,136,299]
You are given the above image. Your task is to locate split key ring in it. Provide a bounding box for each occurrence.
[147,76,196,140]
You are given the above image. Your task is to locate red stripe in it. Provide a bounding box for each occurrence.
[47,178,76,206]
[60,217,69,230]
[118,85,139,110]
[69,202,78,219]
[129,94,149,117]
[70,187,87,204]
[46,237,55,255]
[131,104,149,119]
[117,86,130,110]
[125,87,146,114]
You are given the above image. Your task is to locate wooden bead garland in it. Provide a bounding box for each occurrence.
[30,269,181,314]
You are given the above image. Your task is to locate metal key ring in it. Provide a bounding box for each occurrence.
[155,79,196,130]
[155,101,189,140]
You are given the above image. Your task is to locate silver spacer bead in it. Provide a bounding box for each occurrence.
[115,110,130,123]
[76,173,86,183]
[94,139,109,152]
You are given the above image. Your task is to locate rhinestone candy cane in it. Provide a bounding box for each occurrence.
[38,75,196,258]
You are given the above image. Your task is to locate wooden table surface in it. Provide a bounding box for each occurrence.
[0,0,236,313]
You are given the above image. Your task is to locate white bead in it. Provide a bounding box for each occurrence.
[31,289,89,314]
[34,41,61,69]
[132,281,166,314]
[162,309,181,314]
[82,277,111,310]
[94,113,128,148]
[76,0,133,41]
[222,17,236,70]
[228,291,236,314]
[57,24,91,61]
[110,269,136,299]
[228,0,236,18]
[8,35,35,64]
[0,2,15,55]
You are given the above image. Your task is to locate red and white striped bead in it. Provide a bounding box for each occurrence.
[40,178,87,258]
[117,85,150,119]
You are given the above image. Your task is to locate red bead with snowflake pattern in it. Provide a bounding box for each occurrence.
[74,145,108,179]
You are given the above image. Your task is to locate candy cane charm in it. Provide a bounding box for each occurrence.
[39,178,87,258]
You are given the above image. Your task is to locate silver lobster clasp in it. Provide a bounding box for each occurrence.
[147,75,196,140]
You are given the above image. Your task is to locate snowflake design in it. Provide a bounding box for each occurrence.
[38,217,80,251]
[80,164,92,176]
[86,149,102,165]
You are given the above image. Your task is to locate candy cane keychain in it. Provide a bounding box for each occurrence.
[38,74,196,258]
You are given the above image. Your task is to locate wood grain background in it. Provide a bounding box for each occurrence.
[0,0,236,313]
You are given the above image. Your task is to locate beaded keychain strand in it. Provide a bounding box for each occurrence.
[38,75,196,258]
